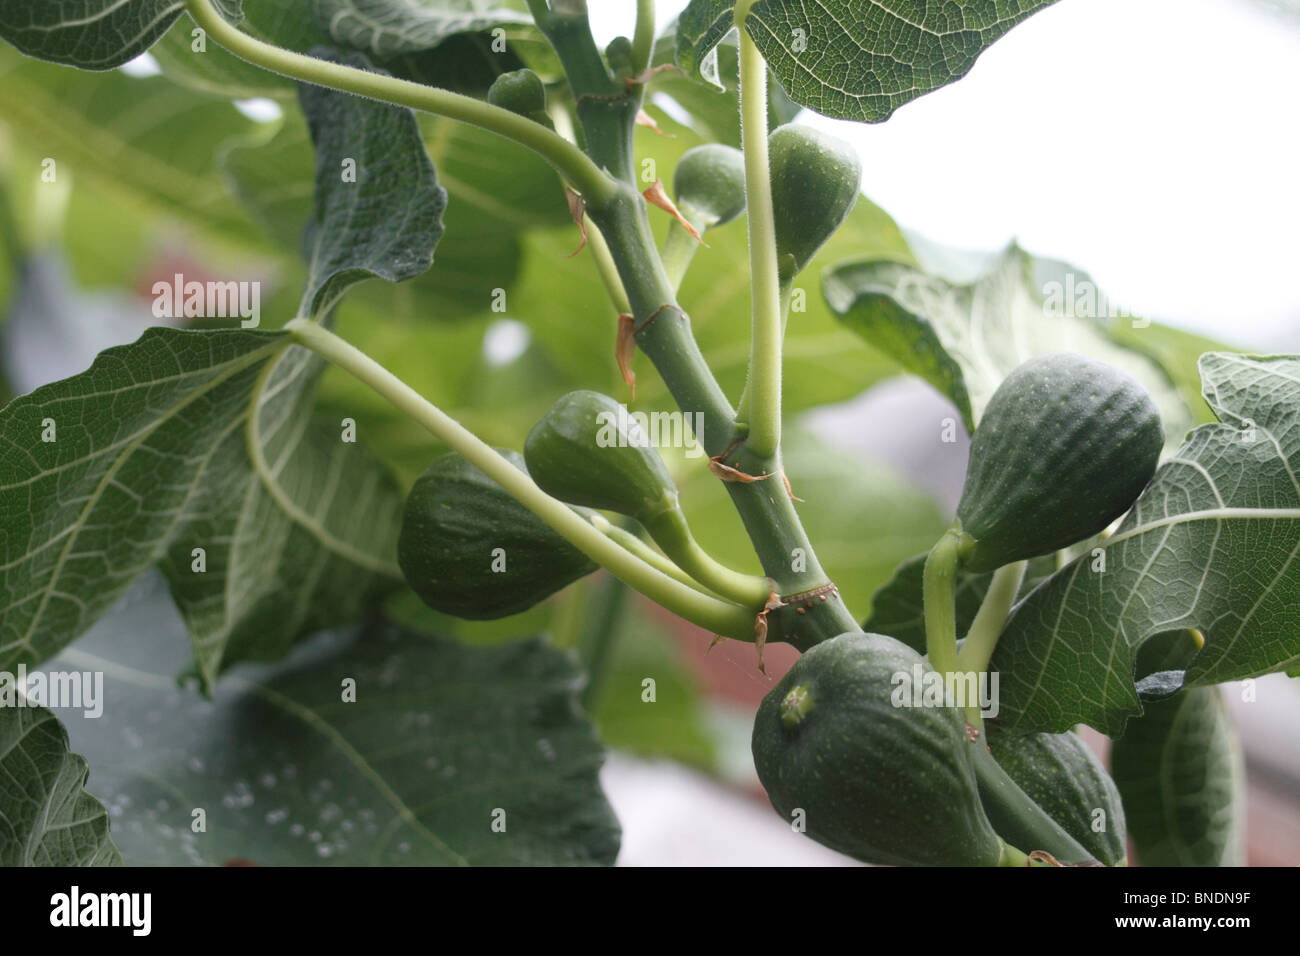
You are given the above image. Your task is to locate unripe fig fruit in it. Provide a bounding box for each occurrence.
[769,124,861,280]
[672,144,747,230]
[397,450,595,620]
[956,352,1163,572]
[524,390,678,523]
[752,631,1005,866]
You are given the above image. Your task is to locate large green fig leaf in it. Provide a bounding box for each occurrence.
[0,0,241,71]
[1111,687,1245,867]
[0,702,121,865]
[824,243,1194,445]
[677,0,1059,122]
[0,47,266,244]
[993,353,1300,735]
[227,0,536,92]
[49,578,619,865]
[0,65,447,688]
[220,102,565,322]
[0,328,405,689]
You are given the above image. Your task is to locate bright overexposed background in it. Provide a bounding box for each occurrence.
[595,0,1300,350]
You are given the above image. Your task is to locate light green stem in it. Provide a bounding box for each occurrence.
[584,215,632,314]
[660,218,703,293]
[578,574,629,709]
[589,513,726,599]
[285,319,756,639]
[644,507,772,607]
[737,278,791,420]
[957,560,1027,674]
[632,0,656,75]
[185,0,615,207]
[997,842,1031,867]
[923,527,963,681]
[736,11,782,457]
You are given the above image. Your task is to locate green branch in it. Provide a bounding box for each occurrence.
[957,560,1027,674]
[184,0,616,207]
[923,526,963,679]
[589,513,724,598]
[736,23,782,458]
[632,0,656,75]
[530,0,861,647]
[285,319,756,640]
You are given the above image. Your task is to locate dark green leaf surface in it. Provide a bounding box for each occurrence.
[1112,687,1244,866]
[297,50,447,318]
[825,244,1193,443]
[51,580,620,865]
[0,329,406,689]
[0,0,186,71]
[314,0,531,58]
[675,0,736,90]
[677,0,1059,122]
[993,353,1300,735]
[0,703,121,865]
[220,105,564,321]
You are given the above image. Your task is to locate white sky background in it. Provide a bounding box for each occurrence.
[593,0,1300,350]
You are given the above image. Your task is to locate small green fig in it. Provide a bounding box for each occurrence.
[397,450,596,620]
[673,144,747,231]
[487,69,551,127]
[956,352,1164,572]
[769,124,861,280]
[524,390,677,523]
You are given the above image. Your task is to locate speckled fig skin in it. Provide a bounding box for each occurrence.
[985,725,1128,866]
[524,389,678,521]
[673,144,747,229]
[398,450,596,620]
[487,68,546,115]
[956,352,1164,572]
[751,632,1004,866]
[768,124,862,280]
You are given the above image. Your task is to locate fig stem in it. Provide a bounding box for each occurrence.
[736,279,790,422]
[957,560,1028,677]
[644,508,774,608]
[184,0,616,208]
[285,319,758,640]
[631,0,656,77]
[578,574,630,709]
[923,526,964,684]
[737,23,783,459]
[661,218,704,292]
[589,513,731,600]
[584,214,632,313]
